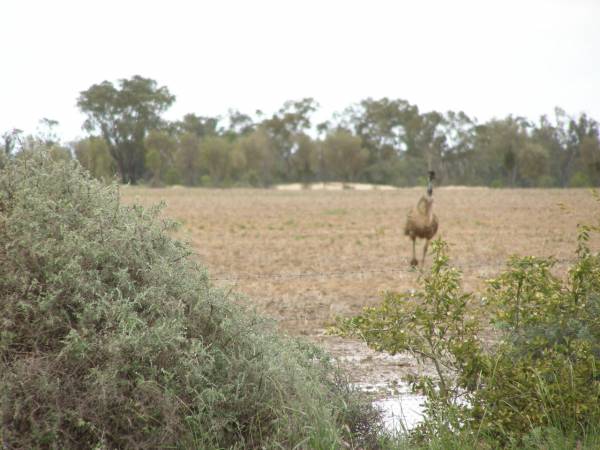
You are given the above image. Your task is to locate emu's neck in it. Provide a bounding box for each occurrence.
[417,196,434,217]
[425,173,435,222]
[426,199,434,223]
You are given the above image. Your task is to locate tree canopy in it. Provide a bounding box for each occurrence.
[77,75,175,184]
[6,76,599,188]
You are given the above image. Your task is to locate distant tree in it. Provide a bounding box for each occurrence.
[234,128,278,186]
[291,133,319,183]
[199,136,235,185]
[532,112,565,186]
[580,135,600,185]
[437,111,476,185]
[414,111,447,181]
[261,98,319,180]
[322,130,369,182]
[175,133,202,186]
[339,98,433,184]
[566,113,599,186]
[470,117,530,186]
[175,113,221,138]
[342,98,417,158]
[316,121,330,137]
[228,144,247,183]
[518,141,549,186]
[533,109,599,187]
[72,85,599,188]
[145,130,177,186]
[73,137,115,180]
[225,110,256,138]
[77,76,175,184]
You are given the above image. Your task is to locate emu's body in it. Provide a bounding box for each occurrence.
[404,173,438,267]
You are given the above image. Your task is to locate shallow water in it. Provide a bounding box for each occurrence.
[354,380,427,432]
[324,336,430,432]
[374,394,427,432]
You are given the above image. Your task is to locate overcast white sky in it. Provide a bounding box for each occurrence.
[1,0,599,142]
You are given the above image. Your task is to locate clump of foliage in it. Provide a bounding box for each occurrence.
[335,217,600,445]
[0,150,381,449]
[334,241,486,437]
[473,228,600,442]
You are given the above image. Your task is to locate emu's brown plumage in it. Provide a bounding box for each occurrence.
[404,172,438,267]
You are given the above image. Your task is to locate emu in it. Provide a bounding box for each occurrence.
[404,171,439,267]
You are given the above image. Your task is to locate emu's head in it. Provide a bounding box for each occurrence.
[427,171,435,197]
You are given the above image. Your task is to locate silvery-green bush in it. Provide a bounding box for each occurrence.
[0,150,379,449]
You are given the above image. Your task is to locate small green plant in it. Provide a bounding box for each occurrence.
[334,240,486,436]
[471,228,600,441]
[324,208,348,216]
[334,207,600,446]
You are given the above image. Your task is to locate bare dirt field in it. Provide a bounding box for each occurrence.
[121,186,600,387]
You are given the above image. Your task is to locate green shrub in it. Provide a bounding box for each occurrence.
[334,240,486,438]
[335,219,600,445]
[537,175,557,188]
[569,171,591,187]
[0,150,380,449]
[472,238,600,441]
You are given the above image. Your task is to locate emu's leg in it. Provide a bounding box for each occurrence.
[421,239,430,267]
[410,237,418,267]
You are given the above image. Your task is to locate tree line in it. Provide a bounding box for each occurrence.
[3,75,599,187]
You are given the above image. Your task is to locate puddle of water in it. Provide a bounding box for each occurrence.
[354,381,427,433]
[320,336,431,432]
[374,394,427,432]
[374,390,472,434]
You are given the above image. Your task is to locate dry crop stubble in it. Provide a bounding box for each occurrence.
[121,186,599,383]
